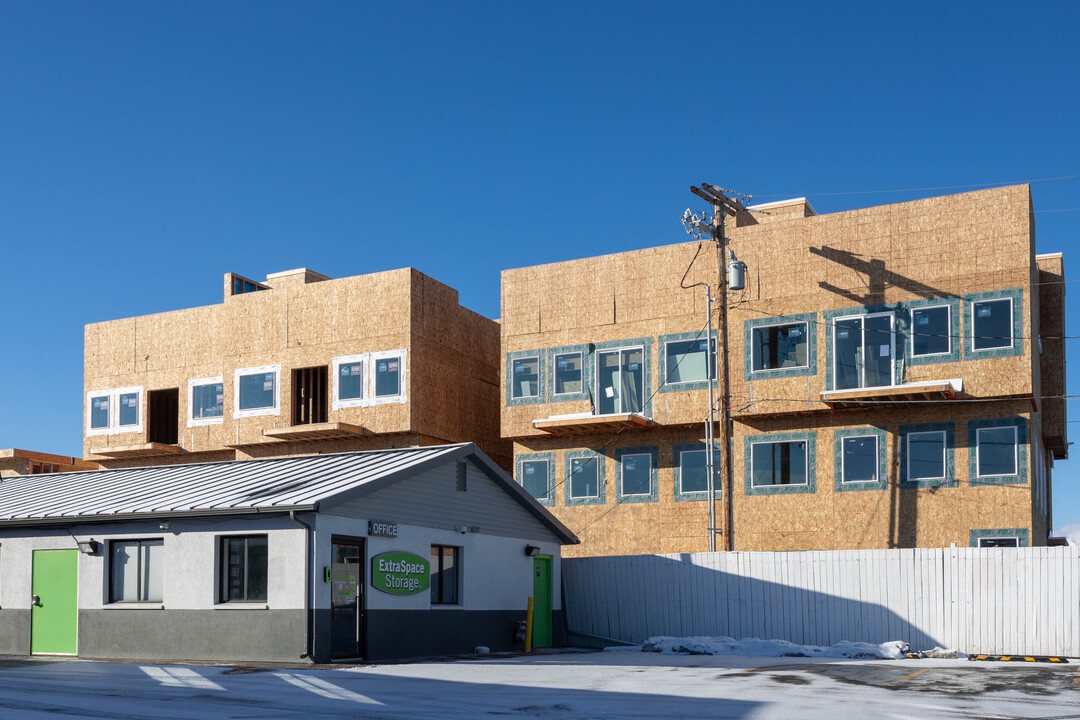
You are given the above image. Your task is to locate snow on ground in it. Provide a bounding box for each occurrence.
[606,635,964,660]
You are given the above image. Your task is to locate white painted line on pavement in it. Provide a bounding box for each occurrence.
[139,666,225,691]
[273,672,382,704]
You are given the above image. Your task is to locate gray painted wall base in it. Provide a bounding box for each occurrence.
[365,609,565,660]
[0,609,30,655]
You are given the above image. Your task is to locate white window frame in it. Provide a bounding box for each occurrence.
[832,312,896,390]
[750,440,809,488]
[663,337,716,386]
[521,459,551,502]
[187,376,225,427]
[234,365,281,418]
[551,351,584,398]
[677,448,709,494]
[750,321,809,372]
[906,430,947,481]
[971,297,1014,352]
[86,386,144,437]
[369,349,407,405]
[975,425,1019,478]
[619,452,653,496]
[909,305,952,358]
[568,456,600,499]
[332,354,367,410]
[840,435,878,485]
[511,354,542,400]
[595,344,647,415]
[978,536,1019,548]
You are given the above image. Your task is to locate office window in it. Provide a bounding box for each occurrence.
[553,352,583,396]
[220,535,268,603]
[110,540,163,603]
[751,440,807,487]
[910,306,951,357]
[972,298,1013,351]
[235,366,280,417]
[620,453,652,496]
[86,387,143,436]
[430,545,459,605]
[188,377,224,426]
[976,426,1018,478]
[907,431,946,481]
[568,456,599,499]
[511,356,541,399]
[841,436,878,484]
[752,323,808,371]
[597,346,645,414]
[520,458,551,502]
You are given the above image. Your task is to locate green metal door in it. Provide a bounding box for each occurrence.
[532,556,552,648]
[31,549,79,655]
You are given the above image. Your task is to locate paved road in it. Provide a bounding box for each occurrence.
[0,652,1077,719]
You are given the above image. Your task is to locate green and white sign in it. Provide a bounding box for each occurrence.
[371,551,430,595]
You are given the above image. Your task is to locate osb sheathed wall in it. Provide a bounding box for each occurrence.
[502,185,1057,555]
[501,240,722,438]
[84,268,509,470]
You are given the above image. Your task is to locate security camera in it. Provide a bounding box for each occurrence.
[456,525,468,534]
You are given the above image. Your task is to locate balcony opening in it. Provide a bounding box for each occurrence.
[293,366,328,426]
[147,388,179,445]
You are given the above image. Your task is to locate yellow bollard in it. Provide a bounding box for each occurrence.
[525,596,534,653]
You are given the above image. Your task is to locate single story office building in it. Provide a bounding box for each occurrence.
[0,443,576,663]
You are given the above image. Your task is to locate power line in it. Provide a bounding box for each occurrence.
[750,175,1079,199]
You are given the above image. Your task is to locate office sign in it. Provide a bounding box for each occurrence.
[368,520,398,538]
[371,551,429,595]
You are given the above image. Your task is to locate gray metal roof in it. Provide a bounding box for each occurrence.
[0,443,577,543]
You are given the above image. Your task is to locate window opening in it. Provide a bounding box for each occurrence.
[834,313,894,390]
[751,440,807,487]
[597,347,644,414]
[752,323,808,371]
[220,535,268,603]
[147,388,179,445]
[430,545,459,605]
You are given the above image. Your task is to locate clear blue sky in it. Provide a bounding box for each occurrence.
[2,2,1077,538]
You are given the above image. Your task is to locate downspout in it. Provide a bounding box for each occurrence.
[289,510,315,662]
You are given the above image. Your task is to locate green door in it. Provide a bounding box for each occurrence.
[31,549,79,655]
[532,556,552,648]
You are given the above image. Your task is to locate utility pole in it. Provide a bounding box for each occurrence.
[688,183,747,552]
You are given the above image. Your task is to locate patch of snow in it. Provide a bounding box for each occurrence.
[474,646,490,654]
[612,636,912,660]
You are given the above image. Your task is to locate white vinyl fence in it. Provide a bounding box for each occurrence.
[563,547,1080,656]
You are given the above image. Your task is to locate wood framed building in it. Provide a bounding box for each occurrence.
[501,184,1066,556]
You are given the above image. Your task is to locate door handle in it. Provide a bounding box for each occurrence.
[31,595,41,607]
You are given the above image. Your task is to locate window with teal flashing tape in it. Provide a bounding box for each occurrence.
[963,289,1023,359]
[743,314,818,381]
[969,528,1028,547]
[615,446,658,503]
[674,443,718,501]
[744,432,816,496]
[833,427,887,492]
[969,417,1027,486]
[658,332,716,393]
[899,423,956,488]
[516,453,554,507]
[564,450,605,506]
[506,350,546,407]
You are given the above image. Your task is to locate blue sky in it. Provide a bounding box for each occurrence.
[1,2,1077,538]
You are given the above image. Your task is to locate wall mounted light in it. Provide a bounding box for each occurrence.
[76,539,99,555]
[159,522,171,532]
[524,545,541,557]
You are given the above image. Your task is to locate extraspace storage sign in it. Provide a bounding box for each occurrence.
[371,551,429,595]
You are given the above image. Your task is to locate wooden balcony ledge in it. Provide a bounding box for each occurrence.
[261,422,372,442]
[90,442,184,459]
[821,379,962,410]
[533,412,657,436]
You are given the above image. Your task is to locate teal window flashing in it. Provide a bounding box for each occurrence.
[905,297,962,366]
[898,422,957,488]
[968,417,1027,486]
[833,427,888,492]
[547,344,591,403]
[743,313,818,381]
[674,442,720,502]
[516,452,555,507]
[744,431,816,496]
[506,350,546,407]
[823,304,906,391]
[969,528,1029,547]
[658,331,717,393]
[963,288,1024,359]
[593,337,653,417]
[614,446,659,504]
[564,450,606,506]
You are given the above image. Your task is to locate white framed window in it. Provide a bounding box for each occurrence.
[596,346,645,415]
[664,338,716,385]
[978,536,1019,548]
[370,349,407,404]
[906,430,946,481]
[332,355,366,410]
[568,456,599,499]
[677,448,709,494]
[234,365,281,418]
[833,313,895,390]
[750,440,808,487]
[751,322,808,371]
[976,425,1018,478]
[552,351,583,397]
[841,435,878,484]
[86,386,144,436]
[619,452,652,496]
[910,305,951,357]
[971,297,1014,351]
[511,355,541,400]
[187,377,224,427]
[520,458,551,501]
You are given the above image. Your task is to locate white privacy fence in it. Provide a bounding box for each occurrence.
[563,548,1080,656]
